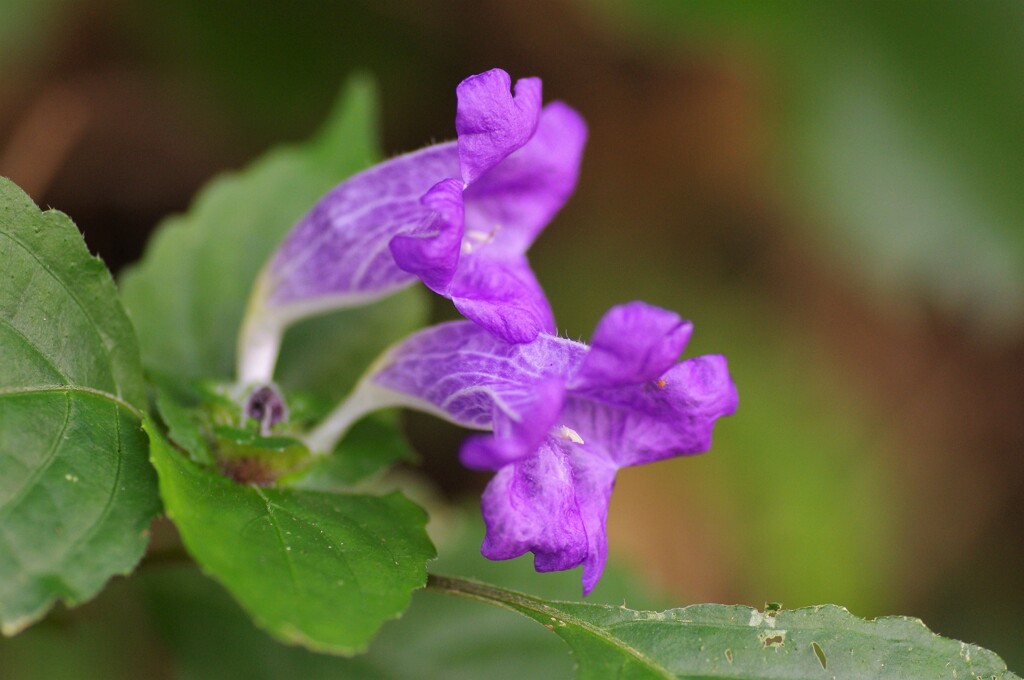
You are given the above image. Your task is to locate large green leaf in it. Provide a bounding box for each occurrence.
[0,177,158,634]
[119,76,427,397]
[431,576,1020,679]
[147,422,436,655]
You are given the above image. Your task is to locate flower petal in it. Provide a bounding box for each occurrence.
[565,354,737,468]
[479,438,618,595]
[570,449,617,596]
[456,69,542,186]
[369,321,583,431]
[571,301,693,390]
[450,253,556,343]
[388,178,464,294]
[463,101,588,255]
[265,143,460,310]
[459,376,564,470]
[480,438,588,571]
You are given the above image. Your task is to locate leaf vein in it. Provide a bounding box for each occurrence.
[0,385,143,420]
[0,230,122,399]
[0,390,72,515]
[58,400,128,565]
[253,488,302,593]
[0,315,69,383]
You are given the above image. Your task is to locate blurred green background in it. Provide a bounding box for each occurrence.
[1,0,1022,674]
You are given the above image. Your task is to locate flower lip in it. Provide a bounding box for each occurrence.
[569,301,694,392]
[455,69,543,186]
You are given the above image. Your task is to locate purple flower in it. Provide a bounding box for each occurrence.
[309,302,737,594]
[238,69,586,384]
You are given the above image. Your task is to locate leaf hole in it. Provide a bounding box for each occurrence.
[812,641,827,669]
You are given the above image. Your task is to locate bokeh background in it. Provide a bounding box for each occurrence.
[1,0,1022,673]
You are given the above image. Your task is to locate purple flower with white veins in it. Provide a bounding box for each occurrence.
[238,69,587,385]
[306,301,737,594]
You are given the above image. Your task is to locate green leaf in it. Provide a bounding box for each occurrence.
[153,381,215,466]
[431,577,1020,679]
[119,76,427,396]
[0,177,159,634]
[146,421,436,655]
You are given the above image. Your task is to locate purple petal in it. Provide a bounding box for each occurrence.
[570,449,617,596]
[459,376,564,471]
[450,254,555,343]
[565,354,737,468]
[480,438,588,571]
[571,302,693,390]
[479,438,618,596]
[463,102,588,255]
[370,321,584,431]
[388,178,465,294]
[266,143,460,307]
[456,69,542,186]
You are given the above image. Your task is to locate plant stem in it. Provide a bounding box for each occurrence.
[425,573,559,615]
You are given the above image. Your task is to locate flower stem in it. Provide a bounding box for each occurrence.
[236,311,283,387]
[425,573,560,615]
[303,381,396,453]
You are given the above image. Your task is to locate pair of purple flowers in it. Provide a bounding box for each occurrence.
[241,69,737,594]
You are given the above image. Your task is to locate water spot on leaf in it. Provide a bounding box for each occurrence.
[812,641,827,669]
[724,648,734,664]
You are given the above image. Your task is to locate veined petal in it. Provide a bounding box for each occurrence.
[264,142,460,310]
[464,101,588,255]
[479,438,618,596]
[456,69,542,186]
[306,320,584,454]
[480,438,588,571]
[566,354,738,468]
[369,321,583,431]
[450,253,555,343]
[389,178,465,294]
[571,301,693,390]
[459,377,564,471]
[571,448,617,596]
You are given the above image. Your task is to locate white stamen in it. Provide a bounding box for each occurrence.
[461,225,501,255]
[556,425,584,445]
